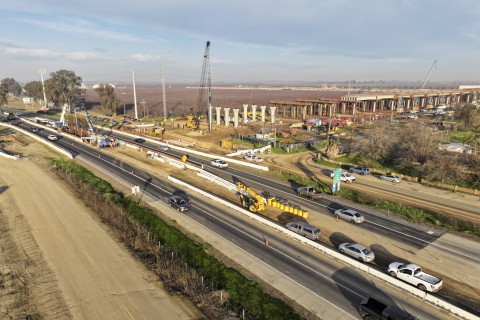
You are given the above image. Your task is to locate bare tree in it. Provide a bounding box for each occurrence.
[351,126,394,164]
[392,124,438,177]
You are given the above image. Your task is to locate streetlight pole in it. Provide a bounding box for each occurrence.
[38,68,47,111]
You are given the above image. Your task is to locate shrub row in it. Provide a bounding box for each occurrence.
[282,171,480,237]
[52,159,302,320]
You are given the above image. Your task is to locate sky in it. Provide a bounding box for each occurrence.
[1,0,480,85]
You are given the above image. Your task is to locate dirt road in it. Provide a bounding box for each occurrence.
[0,150,203,319]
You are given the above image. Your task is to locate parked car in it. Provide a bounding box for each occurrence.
[168,195,191,212]
[338,243,375,262]
[243,154,263,162]
[47,134,57,141]
[349,166,370,175]
[388,262,443,292]
[134,137,146,143]
[285,222,320,240]
[391,118,401,123]
[380,174,401,183]
[211,159,228,168]
[333,208,365,223]
[158,145,170,151]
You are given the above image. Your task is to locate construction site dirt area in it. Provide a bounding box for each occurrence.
[99,141,480,312]
[0,143,205,320]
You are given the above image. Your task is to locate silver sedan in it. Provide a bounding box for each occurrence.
[338,243,375,262]
[380,174,401,183]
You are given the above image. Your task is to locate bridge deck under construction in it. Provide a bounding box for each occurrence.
[268,89,480,119]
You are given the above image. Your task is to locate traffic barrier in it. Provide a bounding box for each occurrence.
[168,175,478,320]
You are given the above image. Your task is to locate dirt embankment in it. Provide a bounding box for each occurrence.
[0,141,206,320]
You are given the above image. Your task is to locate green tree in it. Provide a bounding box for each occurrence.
[0,83,8,106]
[95,84,119,116]
[44,70,84,109]
[23,81,44,101]
[0,78,22,96]
[463,124,480,155]
[457,104,480,130]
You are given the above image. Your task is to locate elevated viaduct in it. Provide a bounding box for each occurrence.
[268,88,480,120]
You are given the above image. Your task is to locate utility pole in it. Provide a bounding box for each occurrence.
[38,68,48,111]
[132,69,138,119]
[140,100,146,118]
[161,65,167,122]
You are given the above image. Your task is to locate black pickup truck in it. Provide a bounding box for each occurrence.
[358,297,418,320]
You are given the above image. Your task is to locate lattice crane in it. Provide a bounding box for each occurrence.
[195,41,212,130]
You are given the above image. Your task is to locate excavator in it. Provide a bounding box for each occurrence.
[236,181,266,213]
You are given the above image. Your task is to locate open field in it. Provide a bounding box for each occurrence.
[84,86,349,117]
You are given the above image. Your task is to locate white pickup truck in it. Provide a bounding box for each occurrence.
[330,170,356,183]
[388,262,443,292]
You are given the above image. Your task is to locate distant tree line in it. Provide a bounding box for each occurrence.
[2,70,119,114]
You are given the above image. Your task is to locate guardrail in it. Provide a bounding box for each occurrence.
[168,175,478,320]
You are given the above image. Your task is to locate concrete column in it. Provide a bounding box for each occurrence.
[224,107,230,127]
[252,105,257,121]
[362,101,366,112]
[216,107,222,125]
[243,104,248,123]
[302,106,306,120]
[270,106,276,124]
[260,105,266,123]
[372,101,376,113]
[233,108,239,128]
[341,103,346,114]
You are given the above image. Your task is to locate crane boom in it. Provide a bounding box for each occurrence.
[421,60,437,90]
[195,41,211,129]
[81,103,98,136]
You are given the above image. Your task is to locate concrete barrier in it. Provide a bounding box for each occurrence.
[168,175,479,320]
[109,128,269,171]
[1,123,73,159]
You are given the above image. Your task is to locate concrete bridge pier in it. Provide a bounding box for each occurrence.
[224,107,230,127]
[270,106,276,124]
[252,105,257,121]
[243,104,248,123]
[215,107,222,125]
[233,109,239,128]
[260,105,266,123]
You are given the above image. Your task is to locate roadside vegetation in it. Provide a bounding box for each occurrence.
[331,105,480,189]
[51,158,304,320]
[281,171,480,237]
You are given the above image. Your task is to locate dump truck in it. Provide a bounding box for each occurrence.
[296,186,322,200]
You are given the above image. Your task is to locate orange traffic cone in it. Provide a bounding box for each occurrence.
[265,240,269,247]
[437,252,440,260]
[336,215,339,222]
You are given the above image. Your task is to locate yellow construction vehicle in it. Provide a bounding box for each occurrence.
[330,84,337,89]
[186,116,196,128]
[220,140,233,150]
[236,182,266,213]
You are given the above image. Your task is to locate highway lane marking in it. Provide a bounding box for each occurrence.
[75,141,480,264]
[60,144,462,319]
[71,142,480,285]
[181,212,359,319]
[82,250,94,264]
[123,305,136,320]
